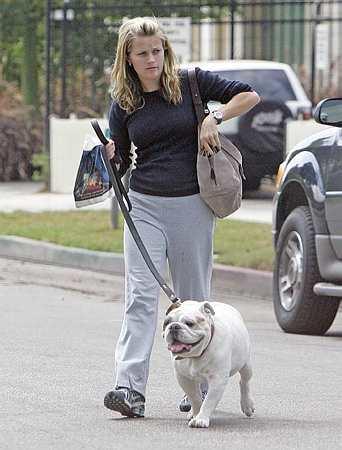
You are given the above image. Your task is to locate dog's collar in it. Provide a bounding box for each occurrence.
[175,323,214,361]
[199,323,215,358]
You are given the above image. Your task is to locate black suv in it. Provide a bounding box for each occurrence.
[272,97,342,335]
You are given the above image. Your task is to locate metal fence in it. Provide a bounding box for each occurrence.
[46,0,342,122]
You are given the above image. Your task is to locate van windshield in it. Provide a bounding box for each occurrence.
[214,69,297,102]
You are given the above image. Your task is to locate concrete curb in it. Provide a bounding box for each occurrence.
[0,235,272,299]
[212,262,272,299]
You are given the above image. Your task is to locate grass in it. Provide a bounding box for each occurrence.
[0,211,274,271]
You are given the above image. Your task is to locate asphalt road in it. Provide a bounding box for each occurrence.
[1,258,342,450]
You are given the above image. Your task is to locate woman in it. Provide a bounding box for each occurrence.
[104,17,259,418]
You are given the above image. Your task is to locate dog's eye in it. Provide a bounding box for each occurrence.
[185,321,195,328]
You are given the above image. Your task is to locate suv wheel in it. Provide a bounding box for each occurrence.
[273,206,340,335]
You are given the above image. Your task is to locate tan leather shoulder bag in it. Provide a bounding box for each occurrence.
[188,68,245,218]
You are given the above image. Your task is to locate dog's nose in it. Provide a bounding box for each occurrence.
[170,323,181,331]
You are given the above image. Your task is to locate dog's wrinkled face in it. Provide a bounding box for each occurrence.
[163,301,215,358]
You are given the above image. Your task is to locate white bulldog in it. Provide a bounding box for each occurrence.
[163,300,255,428]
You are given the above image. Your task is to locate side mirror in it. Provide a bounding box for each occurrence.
[314,98,342,128]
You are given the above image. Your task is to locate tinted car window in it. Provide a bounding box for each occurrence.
[213,69,296,102]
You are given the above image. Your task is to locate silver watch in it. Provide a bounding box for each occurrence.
[213,110,223,125]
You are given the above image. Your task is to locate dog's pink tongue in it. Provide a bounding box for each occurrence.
[168,342,192,353]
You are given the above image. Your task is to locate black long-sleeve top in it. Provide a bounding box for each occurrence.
[108,68,252,197]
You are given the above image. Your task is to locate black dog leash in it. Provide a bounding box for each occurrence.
[91,120,181,305]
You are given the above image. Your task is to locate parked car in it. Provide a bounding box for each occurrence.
[184,60,312,190]
[272,97,342,335]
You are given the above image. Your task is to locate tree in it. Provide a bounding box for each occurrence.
[0,0,43,114]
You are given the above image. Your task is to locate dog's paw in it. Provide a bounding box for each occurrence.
[241,396,255,417]
[188,416,210,428]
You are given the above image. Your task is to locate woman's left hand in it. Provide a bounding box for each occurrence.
[199,114,221,155]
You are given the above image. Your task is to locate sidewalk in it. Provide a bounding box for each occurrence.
[0,181,273,299]
[0,181,273,223]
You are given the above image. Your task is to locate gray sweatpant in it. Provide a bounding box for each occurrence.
[114,190,215,396]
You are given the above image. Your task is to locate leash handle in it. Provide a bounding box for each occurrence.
[91,120,181,304]
[91,119,109,145]
[90,119,123,167]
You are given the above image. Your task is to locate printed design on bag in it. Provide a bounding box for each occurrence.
[74,148,111,200]
[74,137,114,208]
[79,166,107,196]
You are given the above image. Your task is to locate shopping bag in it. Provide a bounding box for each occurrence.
[73,133,114,208]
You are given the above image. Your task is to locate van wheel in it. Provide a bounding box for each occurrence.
[273,206,340,335]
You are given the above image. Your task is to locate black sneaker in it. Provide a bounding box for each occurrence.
[104,387,145,418]
[179,390,207,413]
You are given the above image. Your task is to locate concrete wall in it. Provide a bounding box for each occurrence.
[50,117,108,193]
[50,117,332,193]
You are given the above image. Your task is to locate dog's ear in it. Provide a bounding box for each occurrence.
[200,302,215,316]
[165,301,181,316]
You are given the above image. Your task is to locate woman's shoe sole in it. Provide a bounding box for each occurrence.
[104,392,144,418]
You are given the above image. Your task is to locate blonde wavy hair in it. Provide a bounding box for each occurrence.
[111,17,182,113]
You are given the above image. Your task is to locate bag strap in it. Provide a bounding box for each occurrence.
[91,120,181,305]
[188,68,207,124]
[188,68,218,174]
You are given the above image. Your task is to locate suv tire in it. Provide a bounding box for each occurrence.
[273,206,340,335]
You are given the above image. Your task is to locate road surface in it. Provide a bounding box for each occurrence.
[1,258,341,449]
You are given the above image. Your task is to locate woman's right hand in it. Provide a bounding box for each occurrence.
[105,139,116,160]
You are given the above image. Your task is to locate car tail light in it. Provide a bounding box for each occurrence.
[297,107,312,120]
